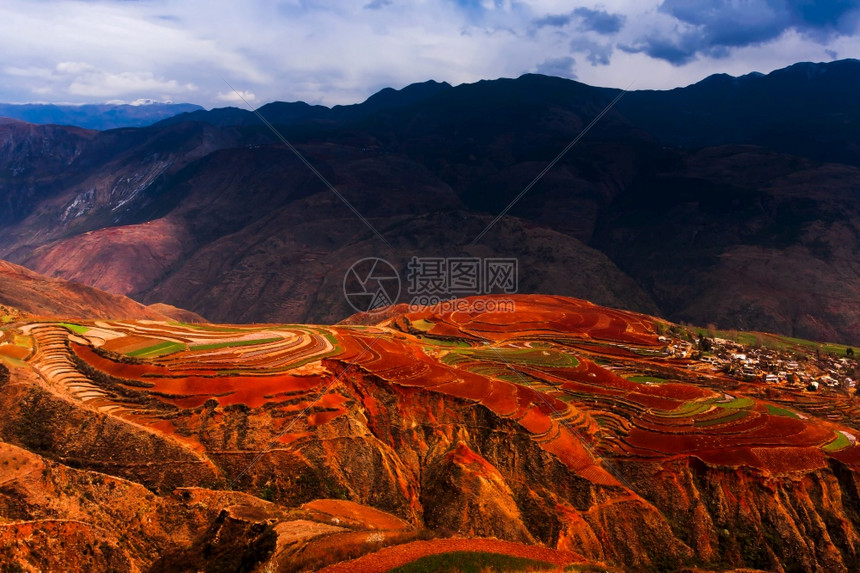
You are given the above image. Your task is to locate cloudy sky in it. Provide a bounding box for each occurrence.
[1,0,858,108]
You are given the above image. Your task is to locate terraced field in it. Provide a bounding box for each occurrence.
[7,294,860,571]
[22,294,858,479]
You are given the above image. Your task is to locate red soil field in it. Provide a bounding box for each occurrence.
[301,499,410,531]
[51,294,860,484]
[400,295,662,348]
[316,538,585,573]
[71,341,327,410]
[101,334,169,354]
[0,344,29,360]
[11,294,860,573]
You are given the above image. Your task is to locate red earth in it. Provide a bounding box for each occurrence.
[7,294,860,571]
[315,538,586,573]
[59,295,860,477]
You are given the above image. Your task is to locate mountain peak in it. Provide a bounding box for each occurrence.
[357,79,452,110]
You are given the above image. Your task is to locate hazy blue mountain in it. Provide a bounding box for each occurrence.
[0,102,204,130]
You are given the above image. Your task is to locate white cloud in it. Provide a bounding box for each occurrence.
[3,60,196,99]
[216,89,257,104]
[64,65,197,98]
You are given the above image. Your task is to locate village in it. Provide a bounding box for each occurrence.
[660,331,860,394]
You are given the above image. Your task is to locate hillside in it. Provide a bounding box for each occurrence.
[0,259,178,320]
[0,61,859,344]
[1,294,859,571]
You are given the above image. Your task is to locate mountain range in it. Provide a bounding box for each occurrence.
[1,59,859,344]
[0,102,204,130]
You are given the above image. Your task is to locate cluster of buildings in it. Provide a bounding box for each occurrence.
[660,334,858,392]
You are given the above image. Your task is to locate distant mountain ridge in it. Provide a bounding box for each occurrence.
[611,58,860,165]
[156,79,453,128]
[161,60,860,168]
[0,101,204,130]
[1,59,859,344]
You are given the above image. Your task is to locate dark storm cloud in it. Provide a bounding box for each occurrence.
[619,37,701,65]
[785,0,860,31]
[662,0,860,35]
[626,0,860,65]
[572,7,626,35]
[533,7,625,35]
[533,13,574,28]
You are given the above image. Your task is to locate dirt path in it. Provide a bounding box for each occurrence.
[316,538,585,573]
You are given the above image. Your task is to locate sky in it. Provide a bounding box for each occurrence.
[1,0,858,108]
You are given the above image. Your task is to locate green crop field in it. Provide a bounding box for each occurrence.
[389,551,556,573]
[452,347,580,368]
[717,396,755,409]
[654,400,712,418]
[765,404,800,419]
[694,408,749,427]
[127,340,186,358]
[409,318,435,332]
[419,335,471,347]
[823,431,852,452]
[629,375,668,383]
[58,322,89,334]
[190,337,281,351]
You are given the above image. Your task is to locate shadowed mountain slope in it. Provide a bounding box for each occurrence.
[1,60,859,343]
